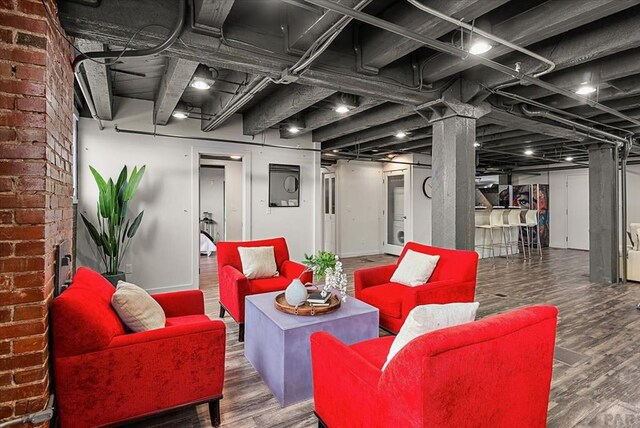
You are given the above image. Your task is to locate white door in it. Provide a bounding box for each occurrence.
[383,169,409,255]
[323,173,336,253]
[567,174,589,250]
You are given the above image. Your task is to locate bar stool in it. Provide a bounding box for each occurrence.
[476,209,511,263]
[507,209,528,258]
[524,210,542,258]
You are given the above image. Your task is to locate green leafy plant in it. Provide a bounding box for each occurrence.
[302,251,338,280]
[81,165,146,275]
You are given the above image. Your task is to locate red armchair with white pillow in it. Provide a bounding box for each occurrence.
[311,305,558,428]
[51,268,226,428]
[216,237,312,341]
[354,242,479,333]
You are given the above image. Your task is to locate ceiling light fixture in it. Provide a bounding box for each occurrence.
[230,155,242,160]
[172,111,188,119]
[565,156,574,162]
[524,149,534,156]
[474,142,481,148]
[575,83,596,95]
[469,40,492,55]
[190,79,211,90]
[288,126,300,134]
[387,154,396,159]
[395,131,407,138]
[335,105,350,114]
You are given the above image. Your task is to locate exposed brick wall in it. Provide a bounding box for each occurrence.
[0,0,75,423]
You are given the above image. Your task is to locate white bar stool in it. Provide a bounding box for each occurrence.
[476,209,511,262]
[507,209,528,258]
[524,210,542,258]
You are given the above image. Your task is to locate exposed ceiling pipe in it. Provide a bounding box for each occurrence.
[405,0,555,79]
[202,0,371,132]
[71,0,187,128]
[302,0,640,129]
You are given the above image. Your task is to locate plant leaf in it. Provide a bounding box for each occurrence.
[123,165,145,202]
[80,214,102,247]
[89,166,107,194]
[100,233,113,256]
[127,211,144,238]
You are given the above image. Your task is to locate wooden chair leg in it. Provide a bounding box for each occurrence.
[238,323,245,342]
[219,303,226,319]
[209,399,221,427]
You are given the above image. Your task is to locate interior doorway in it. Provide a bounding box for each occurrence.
[323,172,336,253]
[383,169,409,255]
[198,155,244,289]
[567,174,590,250]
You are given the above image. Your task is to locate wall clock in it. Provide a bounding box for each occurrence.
[422,176,433,199]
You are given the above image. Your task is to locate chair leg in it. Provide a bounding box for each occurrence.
[209,399,221,427]
[219,304,226,319]
[238,323,245,342]
[317,415,328,428]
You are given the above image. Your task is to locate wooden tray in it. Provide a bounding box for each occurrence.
[274,291,341,316]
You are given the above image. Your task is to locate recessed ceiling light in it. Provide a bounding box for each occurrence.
[190,79,211,90]
[565,156,574,162]
[469,41,492,55]
[230,155,242,160]
[395,131,407,138]
[474,142,481,147]
[172,111,188,119]
[332,149,340,153]
[371,149,379,153]
[387,154,396,159]
[288,126,300,134]
[524,149,534,156]
[575,84,596,95]
[335,105,350,114]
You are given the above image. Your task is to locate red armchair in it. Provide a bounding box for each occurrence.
[311,305,558,428]
[216,237,312,341]
[355,242,479,333]
[51,268,226,428]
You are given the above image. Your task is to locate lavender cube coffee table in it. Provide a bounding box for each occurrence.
[244,291,379,407]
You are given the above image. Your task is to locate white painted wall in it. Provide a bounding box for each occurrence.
[199,167,225,239]
[77,97,321,293]
[201,159,243,241]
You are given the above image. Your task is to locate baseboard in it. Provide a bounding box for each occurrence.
[338,250,383,258]
[147,283,197,294]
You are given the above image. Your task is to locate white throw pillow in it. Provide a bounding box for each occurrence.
[390,249,440,286]
[382,302,479,370]
[238,246,279,279]
[111,281,166,332]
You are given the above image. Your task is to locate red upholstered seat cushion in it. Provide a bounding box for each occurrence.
[165,314,211,327]
[248,275,292,294]
[358,283,406,319]
[350,336,395,369]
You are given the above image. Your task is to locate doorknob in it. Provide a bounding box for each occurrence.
[403,216,407,219]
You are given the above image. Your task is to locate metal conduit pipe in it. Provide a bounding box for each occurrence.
[202,0,370,131]
[519,105,626,146]
[405,0,555,78]
[72,0,187,129]
[302,0,640,129]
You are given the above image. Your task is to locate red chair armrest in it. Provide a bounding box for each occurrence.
[354,264,396,295]
[109,319,225,348]
[311,332,382,427]
[152,290,204,317]
[401,279,477,319]
[218,264,250,322]
[280,260,312,283]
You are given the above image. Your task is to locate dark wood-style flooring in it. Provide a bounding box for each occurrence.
[128,249,640,427]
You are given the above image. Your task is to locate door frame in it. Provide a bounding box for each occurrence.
[322,172,337,253]
[383,168,410,255]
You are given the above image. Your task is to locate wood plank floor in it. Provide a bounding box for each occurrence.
[128,249,640,428]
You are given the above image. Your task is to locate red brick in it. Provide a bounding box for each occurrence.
[14,64,44,81]
[0,94,15,109]
[0,341,10,356]
[0,144,46,159]
[14,367,45,384]
[0,0,15,9]
[0,306,11,322]
[0,128,16,141]
[16,97,46,112]
[0,256,44,274]
[16,0,46,17]
[16,32,46,50]
[0,225,44,239]
[0,211,12,224]
[0,372,12,386]
[14,209,44,224]
[0,28,11,44]
[0,381,46,401]
[0,162,46,177]
[0,241,12,257]
[0,319,45,339]
[15,127,45,142]
[13,335,46,354]
[0,78,45,96]
[0,111,45,127]
[13,272,42,288]
[0,351,44,371]
[0,177,12,192]
[12,304,45,321]
[14,240,43,255]
[0,14,47,35]
[0,405,12,420]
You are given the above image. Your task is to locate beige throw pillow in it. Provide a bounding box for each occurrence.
[111,281,166,332]
[382,302,479,370]
[238,246,279,279]
[390,249,440,286]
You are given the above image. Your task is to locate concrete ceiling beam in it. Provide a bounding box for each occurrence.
[75,38,113,120]
[483,109,584,141]
[153,58,199,125]
[193,0,235,35]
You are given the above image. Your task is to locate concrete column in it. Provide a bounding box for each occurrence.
[431,115,476,250]
[588,145,618,283]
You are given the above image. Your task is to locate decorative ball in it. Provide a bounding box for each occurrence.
[285,279,307,306]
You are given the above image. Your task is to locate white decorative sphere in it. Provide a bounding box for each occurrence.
[285,279,307,306]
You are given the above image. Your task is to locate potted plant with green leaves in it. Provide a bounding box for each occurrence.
[302,251,348,301]
[81,165,146,286]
